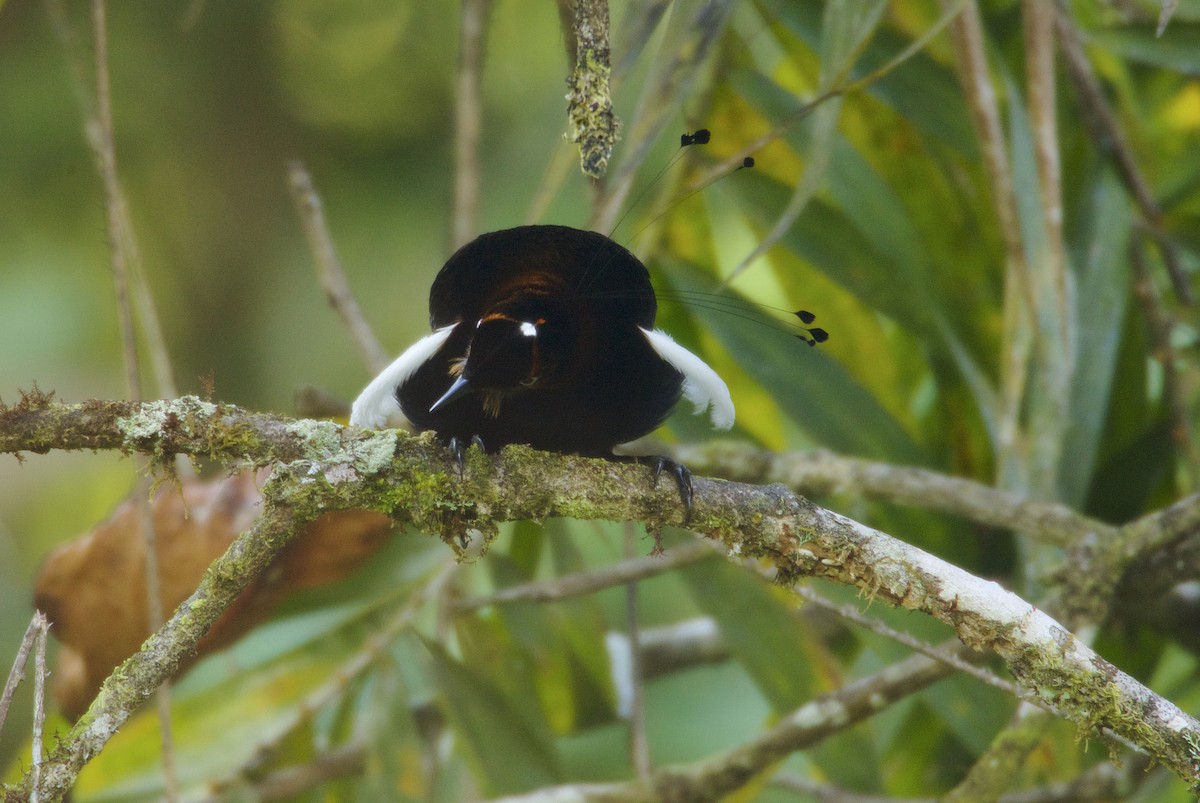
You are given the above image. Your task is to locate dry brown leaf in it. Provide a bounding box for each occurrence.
[34,470,393,719]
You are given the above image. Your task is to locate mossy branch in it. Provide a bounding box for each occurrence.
[2,395,1199,799]
[562,0,620,178]
[672,442,1116,548]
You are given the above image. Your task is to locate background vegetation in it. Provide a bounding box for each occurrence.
[2,0,1200,799]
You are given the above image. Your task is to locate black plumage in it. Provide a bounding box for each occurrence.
[408,226,696,454]
[350,224,735,512]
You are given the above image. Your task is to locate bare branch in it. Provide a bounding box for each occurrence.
[623,522,651,779]
[89,0,140,401]
[496,651,958,802]
[452,0,490,248]
[30,619,48,803]
[942,0,1029,299]
[216,743,366,802]
[943,704,1053,803]
[1156,0,1179,36]
[287,162,390,375]
[1055,3,1192,304]
[771,774,933,803]
[670,443,1113,547]
[88,3,181,794]
[1058,490,1200,623]
[1128,239,1199,482]
[0,614,46,737]
[794,587,1028,702]
[455,540,712,610]
[633,618,729,680]
[941,0,1036,475]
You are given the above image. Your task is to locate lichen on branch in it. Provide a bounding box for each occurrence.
[2,396,1199,799]
[562,0,621,178]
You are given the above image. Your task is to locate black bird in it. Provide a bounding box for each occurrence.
[350,224,734,514]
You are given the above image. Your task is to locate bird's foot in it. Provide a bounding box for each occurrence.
[448,434,487,478]
[646,455,694,527]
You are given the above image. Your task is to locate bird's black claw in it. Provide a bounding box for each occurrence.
[448,437,467,478]
[448,435,487,478]
[650,456,694,526]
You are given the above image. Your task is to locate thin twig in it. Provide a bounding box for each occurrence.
[220,742,367,802]
[454,540,713,610]
[1021,0,1076,503]
[0,615,45,738]
[452,0,489,249]
[45,0,177,401]
[793,587,1029,702]
[1024,0,1069,350]
[1129,237,1199,487]
[943,0,1028,299]
[496,651,958,802]
[1156,0,1179,36]
[669,444,1114,547]
[204,558,455,800]
[137,469,179,799]
[287,161,390,375]
[1054,2,1192,304]
[90,0,139,401]
[943,703,1053,802]
[89,2,179,798]
[623,522,650,779]
[770,774,933,803]
[30,617,48,803]
[942,0,1035,473]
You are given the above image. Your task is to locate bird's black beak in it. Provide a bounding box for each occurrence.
[429,375,469,412]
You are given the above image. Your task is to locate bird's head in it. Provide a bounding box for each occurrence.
[430,312,563,414]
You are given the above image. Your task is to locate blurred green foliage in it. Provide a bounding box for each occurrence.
[2,0,1200,799]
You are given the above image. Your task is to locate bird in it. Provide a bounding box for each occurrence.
[349,224,735,519]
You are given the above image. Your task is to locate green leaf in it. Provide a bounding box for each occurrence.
[643,660,775,766]
[480,552,618,731]
[422,638,563,796]
[915,673,1010,756]
[669,257,930,463]
[74,633,371,801]
[681,556,827,712]
[819,0,888,89]
[1058,169,1133,507]
[1089,25,1200,74]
